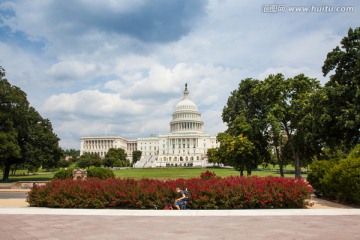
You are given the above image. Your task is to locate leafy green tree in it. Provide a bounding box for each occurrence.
[77,152,102,168]
[261,74,321,178]
[58,159,71,168]
[63,149,80,160]
[222,78,270,174]
[0,120,21,168]
[216,133,254,176]
[321,27,360,150]
[0,67,61,180]
[206,148,221,166]
[104,148,128,167]
[77,157,91,169]
[103,157,116,168]
[24,107,62,171]
[222,73,321,178]
[132,150,142,165]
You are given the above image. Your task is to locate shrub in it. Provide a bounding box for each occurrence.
[308,144,360,205]
[28,176,313,209]
[200,170,217,180]
[58,159,71,168]
[321,157,360,204]
[307,159,336,196]
[76,152,102,168]
[53,168,73,179]
[77,158,91,169]
[103,157,116,168]
[91,158,102,167]
[87,167,115,179]
[349,144,360,158]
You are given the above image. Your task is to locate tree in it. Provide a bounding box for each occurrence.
[132,150,142,165]
[103,157,116,168]
[206,148,221,166]
[23,107,62,171]
[222,78,270,174]
[63,149,80,160]
[77,152,102,168]
[260,74,321,178]
[216,133,254,176]
[321,27,360,150]
[0,67,61,180]
[222,73,321,178]
[104,148,129,167]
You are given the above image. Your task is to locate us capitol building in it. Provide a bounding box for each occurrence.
[80,84,219,168]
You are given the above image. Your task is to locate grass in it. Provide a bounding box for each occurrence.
[0,174,54,183]
[0,167,306,182]
[112,167,302,179]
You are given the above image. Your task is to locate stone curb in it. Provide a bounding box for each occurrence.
[0,189,30,192]
[1,208,360,216]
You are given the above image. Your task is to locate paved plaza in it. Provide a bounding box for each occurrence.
[1,209,360,240]
[1,190,359,240]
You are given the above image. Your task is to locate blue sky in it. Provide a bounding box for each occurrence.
[0,0,359,149]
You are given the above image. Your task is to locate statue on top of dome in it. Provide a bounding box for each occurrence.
[185,83,188,91]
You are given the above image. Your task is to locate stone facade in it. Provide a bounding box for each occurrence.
[80,85,219,167]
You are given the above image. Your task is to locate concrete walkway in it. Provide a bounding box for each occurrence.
[0,190,359,239]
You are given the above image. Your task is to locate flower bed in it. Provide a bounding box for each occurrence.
[27,173,313,209]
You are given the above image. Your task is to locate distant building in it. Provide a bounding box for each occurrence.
[80,84,219,167]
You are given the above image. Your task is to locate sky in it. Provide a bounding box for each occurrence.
[0,0,359,150]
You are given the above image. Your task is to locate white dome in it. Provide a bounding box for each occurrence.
[169,84,204,134]
[175,99,199,112]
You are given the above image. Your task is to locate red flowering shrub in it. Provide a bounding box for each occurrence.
[27,176,313,209]
[199,170,218,180]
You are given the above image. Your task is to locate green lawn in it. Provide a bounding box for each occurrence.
[0,173,54,183]
[113,167,302,179]
[0,167,305,182]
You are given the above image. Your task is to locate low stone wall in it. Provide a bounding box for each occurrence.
[12,181,50,189]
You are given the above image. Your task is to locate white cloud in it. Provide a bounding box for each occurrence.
[104,80,124,92]
[46,61,100,82]
[1,0,359,149]
[42,90,145,117]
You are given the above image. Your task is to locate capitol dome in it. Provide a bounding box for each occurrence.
[170,84,204,134]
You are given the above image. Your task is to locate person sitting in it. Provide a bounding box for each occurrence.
[174,187,187,210]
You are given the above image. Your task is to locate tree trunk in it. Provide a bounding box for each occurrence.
[283,123,301,179]
[240,170,244,176]
[2,163,11,181]
[279,159,284,177]
[294,150,301,179]
[274,145,284,177]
